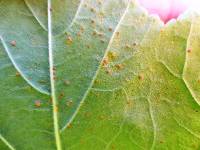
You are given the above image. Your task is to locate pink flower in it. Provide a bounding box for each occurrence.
[138,0,200,23]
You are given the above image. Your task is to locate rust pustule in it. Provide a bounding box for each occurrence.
[100,39,105,43]
[108,27,113,32]
[108,51,117,60]
[102,57,109,67]
[66,100,73,107]
[64,80,70,85]
[116,31,120,37]
[91,19,95,24]
[35,100,41,107]
[15,72,20,77]
[10,40,16,46]
[66,36,73,45]
[90,8,95,12]
[115,64,124,70]
[58,93,64,100]
[105,68,112,75]
[138,74,144,80]
[125,44,131,49]
[67,123,72,129]
[187,48,192,53]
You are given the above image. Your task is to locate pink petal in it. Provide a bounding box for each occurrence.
[138,0,189,23]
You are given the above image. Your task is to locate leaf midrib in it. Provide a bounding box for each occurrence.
[48,0,62,150]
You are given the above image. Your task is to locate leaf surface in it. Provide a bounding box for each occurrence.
[0,0,129,149]
[1,0,200,150]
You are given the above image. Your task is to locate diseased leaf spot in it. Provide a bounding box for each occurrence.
[91,19,95,24]
[38,80,47,84]
[92,31,97,36]
[138,74,144,80]
[15,72,20,77]
[35,100,41,107]
[64,80,70,86]
[187,48,192,53]
[90,7,95,13]
[125,44,131,49]
[98,0,102,5]
[108,51,117,60]
[116,31,120,36]
[98,32,104,37]
[133,42,137,46]
[100,39,105,43]
[84,3,88,8]
[115,64,124,70]
[10,40,16,46]
[66,36,73,45]
[66,100,73,107]
[58,92,64,100]
[55,106,58,112]
[86,45,91,49]
[105,68,112,75]
[108,27,113,32]
[102,57,109,67]
[67,123,72,129]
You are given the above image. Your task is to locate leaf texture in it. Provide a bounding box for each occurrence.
[1,0,200,150]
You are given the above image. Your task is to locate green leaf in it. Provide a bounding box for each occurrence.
[0,0,129,149]
[1,0,200,150]
[62,3,200,150]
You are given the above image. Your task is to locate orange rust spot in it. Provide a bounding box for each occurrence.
[10,40,16,46]
[108,51,117,60]
[116,31,120,37]
[58,92,64,100]
[115,64,124,70]
[127,100,131,105]
[53,76,57,81]
[52,66,56,71]
[133,42,137,46]
[98,0,102,5]
[91,19,95,24]
[100,39,105,43]
[187,48,192,53]
[86,45,91,48]
[90,8,95,12]
[98,33,104,37]
[160,29,164,33]
[80,26,84,32]
[108,27,113,32]
[55,105,58,112]
[138,74,144,80]
[66,100,73,107]
[105,68,112,75]
[67,123,72,129]
[15,72,20,77]
[84,3,88,7]
[77,32,82,37]
[66,36,73,45]
[102,57,109,67]
[64,80,70,85]
[92,31,97,36]
[35,100,41,107]
[125,44,131,49]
